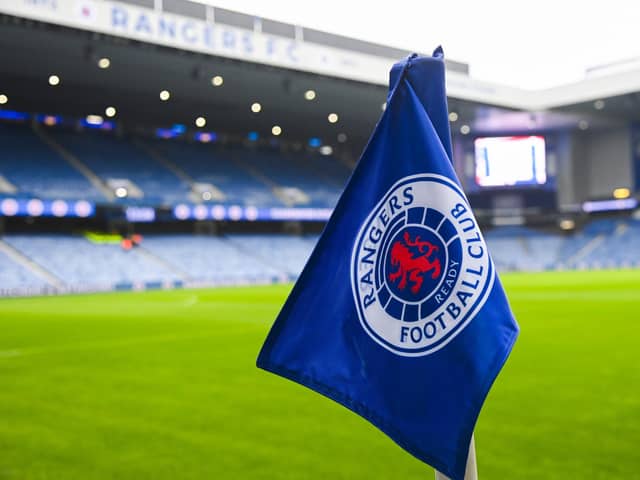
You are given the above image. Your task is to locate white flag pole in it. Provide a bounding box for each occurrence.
[435,434,477,480]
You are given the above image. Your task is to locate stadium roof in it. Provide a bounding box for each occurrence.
[201,0,640,92]
[0,1,637,146]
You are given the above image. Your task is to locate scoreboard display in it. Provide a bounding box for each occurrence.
[474,136,547,187]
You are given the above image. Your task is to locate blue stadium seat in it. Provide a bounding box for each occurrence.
[3,235,182,288]
[0,123,104,201]
[51,130,191,205]
[1,221,639,298]
[147,140,284,207]
[148,140,349,208]
[233,147,345,207]
[225,234,318,276]
[486,227,566,272]
[578,220,640,269]
[141,234,288,283]
[0,248,49,292]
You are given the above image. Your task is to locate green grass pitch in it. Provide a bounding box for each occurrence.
[0,270,639,479]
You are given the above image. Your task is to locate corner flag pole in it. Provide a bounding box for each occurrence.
[435,435,477,480]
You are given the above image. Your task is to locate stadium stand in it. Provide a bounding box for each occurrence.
[141,234,290,284]
[0,248,48,293]
[145,139,283,207]
[484,227,566,272]
[232,148,345,207]
[0,122,351,208]
[552,219,618,269]
[2,235,182,290]
[573,219,640,269]
[146,140,349,207]
[50,130,192,206]
[0,123,104,201]
[1,220,639,296]
[224,234,318,276]
[1,120,639,297]
[0,233,317,294]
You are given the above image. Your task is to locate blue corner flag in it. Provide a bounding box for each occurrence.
[257,48,519,480]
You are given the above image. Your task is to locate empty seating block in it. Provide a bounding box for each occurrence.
[233,148,344,207]
[0,249,48,292]
[4,235,182,288]
[0,123,103,201]
[149,141,282,207]
[52,131,191,205]
[141,235,286,283]
[225,234,318,276]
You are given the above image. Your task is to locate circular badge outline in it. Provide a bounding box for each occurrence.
[350,173,495,357]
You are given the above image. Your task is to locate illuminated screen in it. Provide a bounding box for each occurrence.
[474,136,546,187]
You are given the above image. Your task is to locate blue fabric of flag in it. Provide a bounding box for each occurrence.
[257,48,519,480]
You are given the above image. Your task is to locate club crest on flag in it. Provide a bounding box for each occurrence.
[351,173,494,356]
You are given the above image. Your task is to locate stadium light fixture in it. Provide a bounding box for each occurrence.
[159,90,171,101]
[211,75,224,87]
[0,94,7,104]
[98,57,111,69]
[613,187,631,199]
[271,125,282,136]
[304,89,316,101]
[48,75,61,86]
[578,120,589,130]
[85,115,104,125]
[448,111,459,122]
[114,187,128,198]
[195,132,215,143]
[337,133,347,143]
[328,113,339,124]
[559,219,575,230]
[251,102,262,113]
[195,116,206,128]
[320,145,333,155]
[43,115,57,126]
[460,124,471,135]
[593,99,605,110]
[105,106,116,118]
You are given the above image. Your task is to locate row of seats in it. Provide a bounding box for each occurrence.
[1,219,638,296]
[572,220,640,270]
[0,123,104,201]
[3,235,182,289]
[485,219,640,271]
[52,131,192,206]
[0,249,46,292]
[0,122,350,208]
[0,233,319,294]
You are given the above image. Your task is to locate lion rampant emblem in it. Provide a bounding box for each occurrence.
[388,231,442,294]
